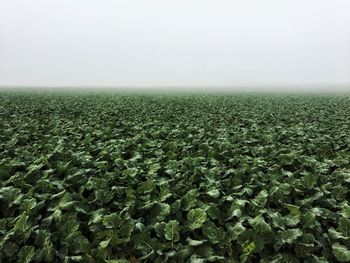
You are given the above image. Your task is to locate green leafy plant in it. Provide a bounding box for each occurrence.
[1,92,350,262]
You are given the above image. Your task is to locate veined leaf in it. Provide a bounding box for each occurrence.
[332,243,350,262]
[164,220,180,242]
[248,215,272,234]
[188,208,207,230]
[280,229,303,244]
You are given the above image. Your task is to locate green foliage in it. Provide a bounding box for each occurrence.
[1,92,350,262]
[187,208,207,230]
[332,243,350,262]
[280,229,302,244]
[164,220,180,242]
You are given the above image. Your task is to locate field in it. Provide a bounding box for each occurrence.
[0,91,350,262]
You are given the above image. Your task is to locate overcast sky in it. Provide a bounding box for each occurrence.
[0,0,349,90]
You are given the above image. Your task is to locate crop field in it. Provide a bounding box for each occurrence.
[0,92,350,263]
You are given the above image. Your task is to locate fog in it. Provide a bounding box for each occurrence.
[0,0,349,91]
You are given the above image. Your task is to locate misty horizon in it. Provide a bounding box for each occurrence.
[1,0,350,90]
[1,85,349,95]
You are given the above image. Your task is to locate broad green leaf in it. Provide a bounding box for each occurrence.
[155,203,171,221]
[164,220,180,242]
[252,190,268,207]
[103,213,122,230]
[0,187,22,205]
[171,199,182,211]
[206,206,220,220]
[158,180,172,201]
[285,204,301,216]
[18,245,35,263]
[227,199,246,219]
[182,189,197,211]
[21,198,37,213]
[301,211,316,228]
[99,239,111,249]
[285,214,301,227]
[135,222,145,232]
[341,202,350,218]
[248,215,272,234]
[137,180,155,194]
[154,221,166,237]
[186,237,206,246]
[36,238,55,262]
[202,221,225,244]
[328,228,348,240]
[123,167,139,178]
[60,217,80,236]
[280,229,303,244]
[339,217,350,238]
[227,222,246,240]
[302,172,317,189]
[56,192,75,210]
[14,213,30,234]
[332,243,350,262]
[206,189,220,198]
[188,208,207,230]
[69,233,90,253]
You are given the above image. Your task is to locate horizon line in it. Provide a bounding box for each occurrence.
[1,84,350,94]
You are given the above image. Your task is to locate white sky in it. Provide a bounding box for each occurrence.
[0,0,349,89]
